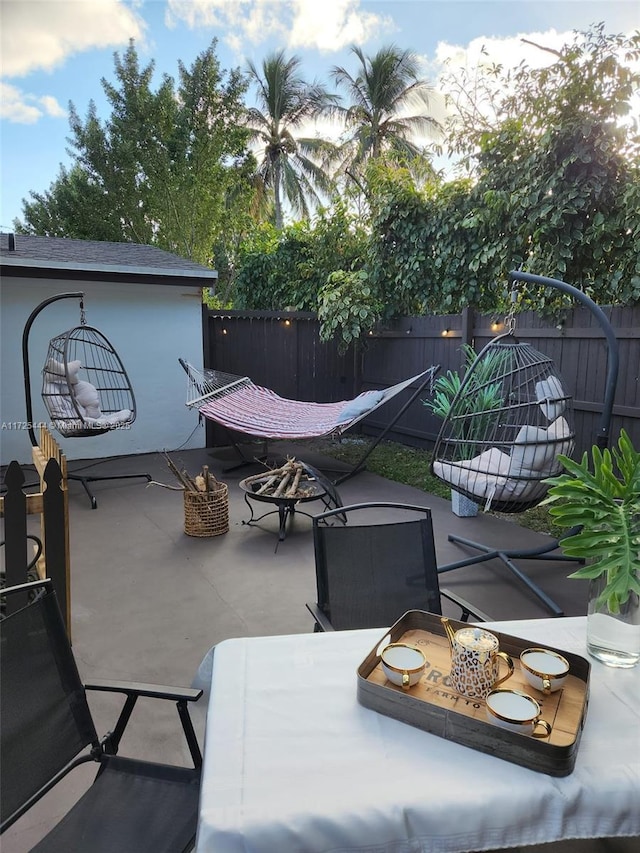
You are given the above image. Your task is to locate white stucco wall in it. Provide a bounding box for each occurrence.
[1,276,206,464]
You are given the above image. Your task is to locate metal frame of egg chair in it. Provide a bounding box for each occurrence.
[22,292,152,509]
[433,270,619,617]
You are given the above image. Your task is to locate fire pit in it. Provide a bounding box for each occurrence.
[239,460,343,544]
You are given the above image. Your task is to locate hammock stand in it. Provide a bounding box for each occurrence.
[23,293,151,509]
[179,359,440,485]
[433,271,620,616]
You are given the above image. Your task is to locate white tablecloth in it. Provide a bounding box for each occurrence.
[196,618,640,853]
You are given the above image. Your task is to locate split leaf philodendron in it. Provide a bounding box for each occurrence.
[542,429,640,614]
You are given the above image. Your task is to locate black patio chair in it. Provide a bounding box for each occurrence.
[306,502,492,631]
[0,579,203,853]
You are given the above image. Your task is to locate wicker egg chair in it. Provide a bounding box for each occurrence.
[431,334,576,514]
[42,323,136,439]
[23,293,150,509]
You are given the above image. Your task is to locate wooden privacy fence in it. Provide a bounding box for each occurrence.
[205,305,639,457]
[0,427,70,633]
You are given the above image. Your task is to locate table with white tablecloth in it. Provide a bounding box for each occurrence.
[196,617,640,853]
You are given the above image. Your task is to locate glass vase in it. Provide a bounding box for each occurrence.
[586,574,640,668]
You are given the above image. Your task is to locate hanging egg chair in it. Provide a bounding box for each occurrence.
[22,292,150,510]
[431,332,575,513]
[40,305,136,439]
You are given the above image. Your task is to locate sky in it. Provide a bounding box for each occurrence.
[1,0,638,230]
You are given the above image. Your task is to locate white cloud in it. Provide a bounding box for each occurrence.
[287,0,389,52]
[433,29,566,78]
[0,0,145,78]
[0,82,42,123]
[0,81,65,123]
[165,0,233,30]
[166,0,391,52]
[39,95,67,118]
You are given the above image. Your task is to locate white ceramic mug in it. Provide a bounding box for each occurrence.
[381,643,426,690]
[519,648,570,694]
[486,688,552,738]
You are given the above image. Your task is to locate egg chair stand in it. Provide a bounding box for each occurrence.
[22,292,152,510]
[433,271,620,617]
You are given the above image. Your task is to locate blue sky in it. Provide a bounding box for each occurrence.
[1,0,638,230]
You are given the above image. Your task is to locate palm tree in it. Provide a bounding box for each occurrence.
[246,51,336,229]
[330,45,441,178]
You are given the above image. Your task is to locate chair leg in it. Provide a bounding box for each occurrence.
[437,534,583,617]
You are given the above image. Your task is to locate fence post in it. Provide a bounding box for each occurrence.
[2,461,29,615]
[42,458,69,634]
[461,306,475,352]
[1,453,70,635]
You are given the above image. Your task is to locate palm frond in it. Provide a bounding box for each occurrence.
[331,43,439,171]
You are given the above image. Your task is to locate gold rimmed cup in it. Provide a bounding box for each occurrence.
[380,643,426,690]
[485,688,552,738]
[520,647,570,694]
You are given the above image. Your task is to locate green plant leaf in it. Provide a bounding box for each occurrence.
[544,429,640,609]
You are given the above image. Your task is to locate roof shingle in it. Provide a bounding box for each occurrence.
[0,233,217,279]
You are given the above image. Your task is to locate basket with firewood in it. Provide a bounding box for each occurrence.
[164,454,229,537]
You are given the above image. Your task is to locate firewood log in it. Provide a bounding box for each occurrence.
[255,475,278,494]
[286,466,303,497]
[273,472,292,497]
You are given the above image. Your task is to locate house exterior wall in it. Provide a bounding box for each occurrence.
[1,276,205,464]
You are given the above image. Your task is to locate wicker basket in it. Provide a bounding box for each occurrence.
[183,483,229,537]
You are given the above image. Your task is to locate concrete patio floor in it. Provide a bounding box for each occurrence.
[3,439,610,852]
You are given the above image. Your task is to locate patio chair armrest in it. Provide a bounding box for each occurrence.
[85,679,202,702]
[86,680,203,766]
[305,602,335,632]
[440,588,493,623]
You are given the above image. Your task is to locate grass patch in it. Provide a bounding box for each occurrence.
[306,436,563,537]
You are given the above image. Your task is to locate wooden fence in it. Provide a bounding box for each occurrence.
[0,428,70,633]
[205,305,639,457]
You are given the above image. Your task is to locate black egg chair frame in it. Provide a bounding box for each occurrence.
[432,270,619,616]
[23,292,151,509]
[431,333,577,515]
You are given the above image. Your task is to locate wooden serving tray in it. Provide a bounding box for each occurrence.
[357,610,590,776]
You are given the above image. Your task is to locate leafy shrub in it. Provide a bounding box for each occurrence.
[318,270,383,351]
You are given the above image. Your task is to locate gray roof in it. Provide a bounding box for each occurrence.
[0,233,217,283]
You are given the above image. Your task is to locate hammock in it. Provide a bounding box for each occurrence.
[179,360,439,481]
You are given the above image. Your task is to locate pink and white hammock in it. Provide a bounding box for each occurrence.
[180,360,438,440]
[180,359,439,485]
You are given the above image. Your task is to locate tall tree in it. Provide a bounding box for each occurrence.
[17,40,254,265]
[447,24,640,300]
[245,50,336,229]
[330,45,441,179]
[18,164,123,241]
